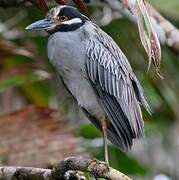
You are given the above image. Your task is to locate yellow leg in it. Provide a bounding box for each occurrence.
[100,116,109,165]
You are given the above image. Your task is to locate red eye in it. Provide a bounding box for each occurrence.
[59,16,68,21]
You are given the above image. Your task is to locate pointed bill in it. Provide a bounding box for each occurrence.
[26,18,56,30]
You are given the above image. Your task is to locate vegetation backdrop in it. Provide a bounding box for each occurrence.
[0,0,179,179]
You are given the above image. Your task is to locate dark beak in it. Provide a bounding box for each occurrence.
[26,18,56,30]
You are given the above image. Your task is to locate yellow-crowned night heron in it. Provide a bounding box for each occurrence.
[26,5,150,164]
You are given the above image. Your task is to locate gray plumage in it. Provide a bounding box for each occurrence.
[47,19,150,151]
[25,5,150,152]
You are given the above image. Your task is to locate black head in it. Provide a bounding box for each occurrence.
[26,5,90,33]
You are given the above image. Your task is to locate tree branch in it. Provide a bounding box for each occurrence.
[146,3,179,53]
[0,0,178,53]
[100,0,179,54]
[0,157,132,180]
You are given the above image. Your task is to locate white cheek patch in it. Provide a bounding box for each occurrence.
[62,18,82,25]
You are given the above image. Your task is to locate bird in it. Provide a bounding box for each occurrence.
[26,5,150,164]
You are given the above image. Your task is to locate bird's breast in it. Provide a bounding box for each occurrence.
[48,30,86,71]
[47,30,104,118]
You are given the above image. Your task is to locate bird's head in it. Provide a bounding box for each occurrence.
[26,5,90,33]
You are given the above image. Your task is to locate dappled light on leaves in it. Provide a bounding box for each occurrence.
[0,40,33,58]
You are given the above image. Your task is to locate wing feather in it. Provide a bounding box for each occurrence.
[85,25,150,150]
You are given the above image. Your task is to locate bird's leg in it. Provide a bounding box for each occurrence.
[100,115,109,165]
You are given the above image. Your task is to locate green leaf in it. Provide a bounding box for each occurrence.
[21,80,53,106]
[0,69,50,93]
[109,146,148,175]
[0,76,23,93]
[77,124,101,139]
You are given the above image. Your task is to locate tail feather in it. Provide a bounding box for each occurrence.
[82,108,129,151]
[89,83,145,151]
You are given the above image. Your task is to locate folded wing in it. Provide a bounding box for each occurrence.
[85,25,150,151]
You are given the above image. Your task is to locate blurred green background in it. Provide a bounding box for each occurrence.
[0,1,179,180]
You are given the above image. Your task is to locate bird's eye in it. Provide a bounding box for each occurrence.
[58,16,68,21]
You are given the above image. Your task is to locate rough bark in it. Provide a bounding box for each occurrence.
[0,156,132,180]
